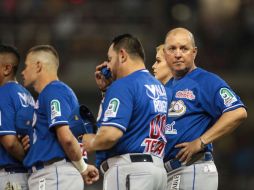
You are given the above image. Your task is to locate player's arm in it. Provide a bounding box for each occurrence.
[175,107,247,162]
[0,135,25,161]
[199,107,247,146]
[83,126,123,152]
[55,125,82,161]
[55,125,99,184]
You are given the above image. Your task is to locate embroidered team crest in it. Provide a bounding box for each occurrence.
[104,98,120,118]
[168,100,186,117]
[51,99,61,119]
[219,88,237,107]
[175,89,195,100]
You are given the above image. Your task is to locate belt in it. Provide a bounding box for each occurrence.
[31,158,69,173]
[164,152,213,172]
[0,166,28,173]
[101,154,154,173]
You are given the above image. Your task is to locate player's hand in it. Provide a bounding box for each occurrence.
[174,138,203,164]
[81,164,99,185]
[95,62,112,92]
[82,134,96,152]
[20,135,30,152]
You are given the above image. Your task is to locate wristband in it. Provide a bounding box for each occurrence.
[72,158,88,173]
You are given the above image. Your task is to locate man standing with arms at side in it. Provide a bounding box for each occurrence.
[163,27,247,189]
[83,34,168,190]
[21,45,99,190]
[0,44,34,190]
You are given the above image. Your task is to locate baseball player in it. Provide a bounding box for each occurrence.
[21,45,99,190]
[83,34,168,190]
[161,28,247,189]
[0,44,34,190]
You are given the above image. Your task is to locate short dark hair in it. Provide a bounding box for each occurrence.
[27,45,59,60]
[111,34,145,61]
[0,44,20,75]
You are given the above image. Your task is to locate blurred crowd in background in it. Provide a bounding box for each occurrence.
[0,0,253,189]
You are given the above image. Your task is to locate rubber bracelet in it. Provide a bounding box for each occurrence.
[72,158,88,173]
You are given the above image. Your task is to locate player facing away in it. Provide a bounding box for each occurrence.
[0,44,34,189]
[83,34,168,190]
[161,28,247,190]
[21,45,99,190]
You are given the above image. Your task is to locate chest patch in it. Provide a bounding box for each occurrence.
[175,89,195,100]
[168,100,186,117]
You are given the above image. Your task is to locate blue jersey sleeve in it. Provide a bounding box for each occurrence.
[100,81,133,132]
[214,87,245,113]
[44,87,72,129]
[199,74,245,119]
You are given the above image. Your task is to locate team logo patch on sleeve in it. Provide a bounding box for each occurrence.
[51,99,61,119]
[104,98,120,118]
[219,88,237,107]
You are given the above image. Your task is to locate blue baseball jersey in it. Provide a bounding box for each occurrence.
[0,82,35,167]
[23,80,79,167]
[96,69,168,166]
[164,67,245,162]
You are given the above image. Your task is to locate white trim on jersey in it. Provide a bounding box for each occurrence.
[101,122,127,131]
[0,130,16,134]
[222,104,244,113]
[49,120,68,128]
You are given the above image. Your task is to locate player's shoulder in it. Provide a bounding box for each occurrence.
[108,70,140,89]
[189,67,226,86]
[0,82,33,108]
[108,69,155,91]
[42,80,72,94]
[41,80,77,103]
[0,82,25,95]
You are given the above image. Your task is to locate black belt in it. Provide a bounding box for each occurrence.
[0,166,28,173]
[31,158,69,172]
[164,152,213,172]
[101,154,153,173]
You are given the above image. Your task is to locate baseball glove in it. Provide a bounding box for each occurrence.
[68,105,97,139]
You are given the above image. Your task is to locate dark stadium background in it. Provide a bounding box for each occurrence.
[0,0,253,189]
